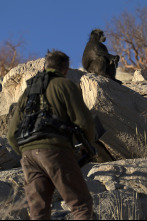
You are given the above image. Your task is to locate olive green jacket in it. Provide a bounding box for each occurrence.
[7,69,95,155]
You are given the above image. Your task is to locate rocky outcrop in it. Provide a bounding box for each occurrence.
[123,81,147,98]
[123,69,147,98]
[0,59,146,166]
[1,59,146,116]
[116,67,133,82]
[132,69,147,82]
[86,159,147,220]
[61,159,147,220]
[1,58,45,116]
[0,59,147,220]
[0,159,147,220]
[80,73,147,159]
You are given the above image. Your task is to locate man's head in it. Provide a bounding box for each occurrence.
[90,29,106,43]
[45,50,70,75]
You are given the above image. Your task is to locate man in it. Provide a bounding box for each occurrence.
[7,50,95,220]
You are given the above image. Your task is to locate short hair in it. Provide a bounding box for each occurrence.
[45,49,70,72]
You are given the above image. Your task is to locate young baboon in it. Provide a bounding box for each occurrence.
[82,29,121,84]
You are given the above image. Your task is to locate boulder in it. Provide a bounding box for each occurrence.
[116,67,133,82]
[1,58,45,116]
[132,69,147,82]
[0,59,147,163]
[0,58,147,220]
[80,73,147,159]
[123,81,147,98]
[86,159,147,220]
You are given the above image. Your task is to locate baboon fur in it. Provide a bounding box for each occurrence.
[82,29,121,84]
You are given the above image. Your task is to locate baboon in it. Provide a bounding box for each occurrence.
[82,29,121,84]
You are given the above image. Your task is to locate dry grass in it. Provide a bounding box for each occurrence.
[97,191,141,220]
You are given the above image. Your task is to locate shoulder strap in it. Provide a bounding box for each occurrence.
[26,71,60,95]
[22,71,62,113]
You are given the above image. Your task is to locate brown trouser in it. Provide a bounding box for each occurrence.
[20,148,93,220]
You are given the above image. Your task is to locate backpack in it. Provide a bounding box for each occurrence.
[15,71,68,146]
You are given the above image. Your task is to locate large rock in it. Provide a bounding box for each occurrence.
[80,73,147,159]
[132,69,147,82]
[86,159,147,220]
[1,58,45,116]
[116,67,133,82]
[0,59,147,162]
[0,59,147,220]
[1,58,146,115]
[123,81,147,98]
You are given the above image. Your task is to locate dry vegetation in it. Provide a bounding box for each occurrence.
[0,40,24,77]
[0,39,38,78]
[106,6,147,72]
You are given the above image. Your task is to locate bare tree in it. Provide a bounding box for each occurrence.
[0,39,38,77]
[0,40,25,77]
[106,7,147,72]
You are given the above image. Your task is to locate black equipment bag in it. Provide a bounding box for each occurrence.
[15,71,64,145]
